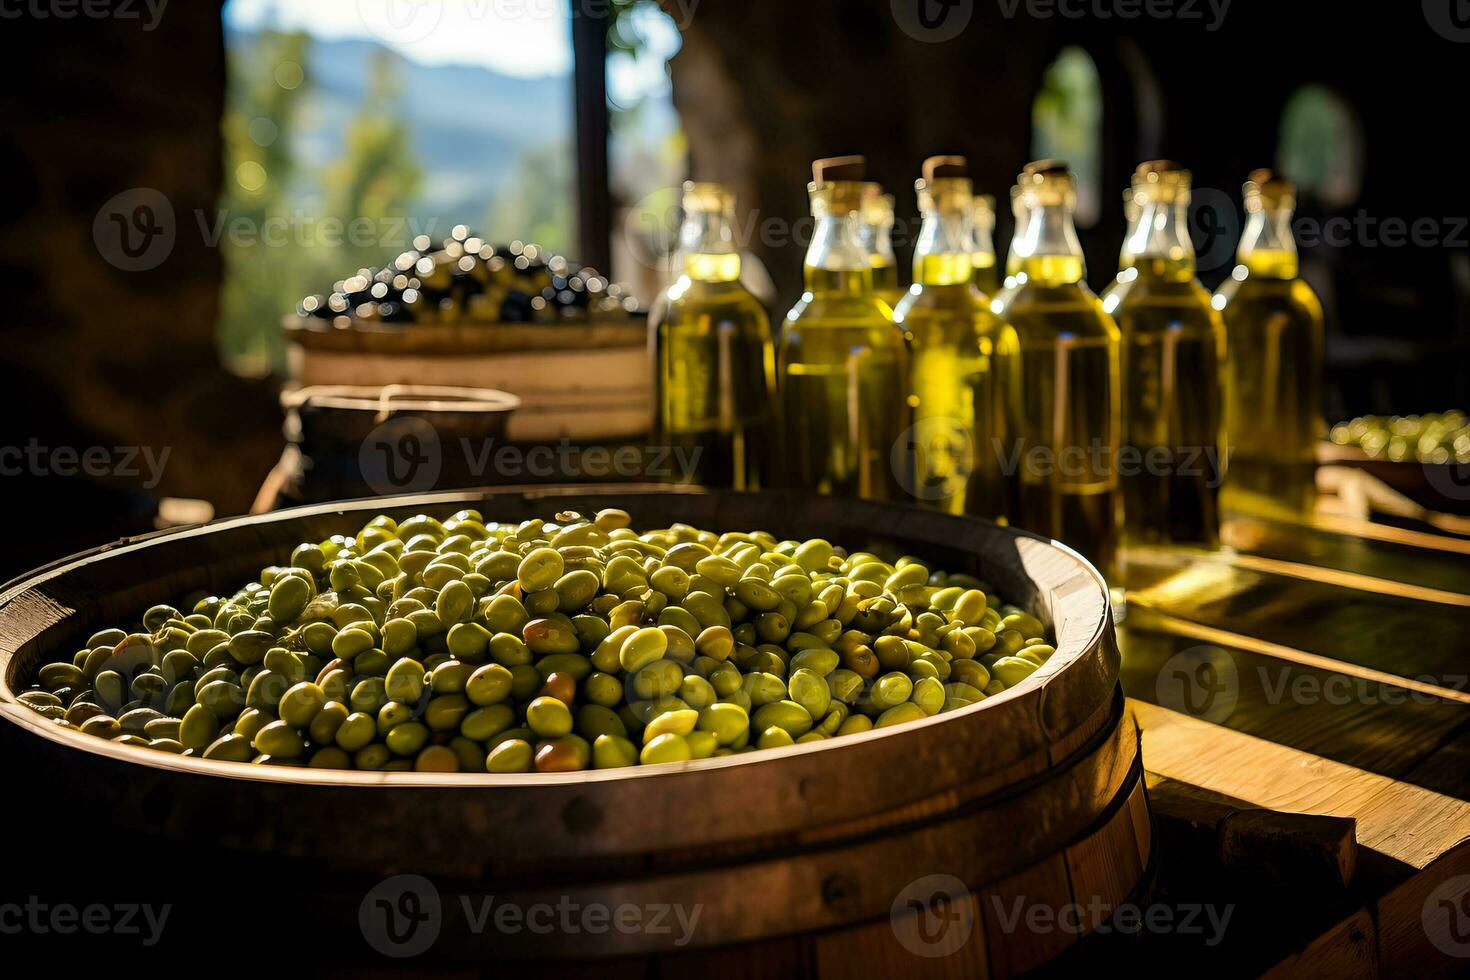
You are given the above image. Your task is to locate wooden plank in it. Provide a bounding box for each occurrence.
[1065,788,1143,915]
[1131,700,1470,872]
[1121,552,1470,684]
[1147,776,1358,891]
[1134,700,1470,976]
[1221,512,1470,595]
[1119,626,1470,797]
[1375,849,1470,980]
[816,897,988,980]
[1219,809,1357,891]
[978,855,1076,978]
[1257,907,1378,980]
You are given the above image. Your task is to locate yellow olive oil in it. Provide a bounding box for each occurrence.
[893,157,1018,517]
[862,188,906,310]
[1101,162,1226,549]
[1213,171,1325,516]
[970,193,1000,297]
[993,162,1121,573]
[651,182,776,490]
[780,157,911,500]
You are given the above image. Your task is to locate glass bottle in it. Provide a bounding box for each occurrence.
[1101,162,1226,549]
[969,193,1000,296]
[892,156,1018,517]
[650,181,776,490]
[993,161,1121,574]
[1213,170,1325,516]
[780,156,911,500]
[1001,183,1028,291]
[861,188,905,311]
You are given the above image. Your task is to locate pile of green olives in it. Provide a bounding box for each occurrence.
[1330,411,1470,464]
[16,509,1054,773]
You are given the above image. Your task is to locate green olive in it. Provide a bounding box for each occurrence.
[592,733,638,768]
[486,738,534,773]
[525,696,574,738]
[640,732,692,765]
[33,511,1043,774]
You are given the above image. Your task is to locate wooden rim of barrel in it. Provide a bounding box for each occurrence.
[281,314,647,355]
[0,487,1120,867]
[281,383,521,417]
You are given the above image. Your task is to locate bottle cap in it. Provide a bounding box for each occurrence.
[921,155,968,182]
[916,156,973,212]
[1017,161,1075,205]
[1131,161,1191,202]
[1136,159,1183,175]
[1244,169,1295,210]
[1021,159,1070,180]
[812,155,866,184]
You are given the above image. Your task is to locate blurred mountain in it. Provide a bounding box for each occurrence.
[226,27,572,227]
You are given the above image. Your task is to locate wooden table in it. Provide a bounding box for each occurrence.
[1117,507,1470,977]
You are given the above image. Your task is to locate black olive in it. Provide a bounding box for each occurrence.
[500,290,535,323]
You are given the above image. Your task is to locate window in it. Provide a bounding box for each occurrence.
[1031,47,1103,228]
[1278,85,1364,208]
[219,0,577,374]
[607,0,687,305]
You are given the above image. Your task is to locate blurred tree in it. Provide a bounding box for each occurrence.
[1279,85,1363,209]
[1032,47,1102,228]
[218,41,422,375]
[217,29,313,374]
[325,48,423,274]
[485,139,576,251]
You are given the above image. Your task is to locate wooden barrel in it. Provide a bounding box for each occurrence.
[279,384,521,503]
[283,316,652,442]
[0,488,1145,974]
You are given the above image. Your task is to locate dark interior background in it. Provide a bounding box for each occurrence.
[0,0,1466,580]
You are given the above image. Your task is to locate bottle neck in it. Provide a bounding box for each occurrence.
[1237,206,1298,279]
[1010,201,1085,285]
[1120,195,1196,280]
[678,207,741,283]
[970,210,996,273]
[863,213,896,277]
[804,208,875,293]
[913,208,975,286]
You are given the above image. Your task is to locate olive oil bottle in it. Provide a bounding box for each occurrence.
[780,156,911,500]
[862,188,905,310]
[892,156,1018,517]
[1102,162,1226,549]
[1001,184,1027,291]
[651,181,776,490]
[993,161,1121,573]
[1213,170,1325,516]
[969,193,1000,296]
